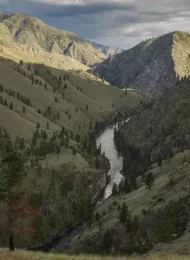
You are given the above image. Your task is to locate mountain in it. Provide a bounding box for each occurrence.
[91,42,123,57]
[93,31,190,95]
[71,77,190,255]
[0,12,107,67]
[0,37,144,249]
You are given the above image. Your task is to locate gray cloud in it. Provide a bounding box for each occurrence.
[1,0,190,49]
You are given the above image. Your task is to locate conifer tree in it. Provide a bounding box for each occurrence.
[9,102,13,110]
[112,183,118,196]
[0,137,26,250]
[119,202,130,226]
[145,172,154,190]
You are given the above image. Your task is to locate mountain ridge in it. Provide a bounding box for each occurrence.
[90,41,123,57]
[93,31,190,95]
[0,12,107,67]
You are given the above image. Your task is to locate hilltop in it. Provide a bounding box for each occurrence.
[0,12,106,67]
[93,31,190,95]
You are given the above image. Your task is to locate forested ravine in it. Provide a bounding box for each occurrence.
[29,119,129,252]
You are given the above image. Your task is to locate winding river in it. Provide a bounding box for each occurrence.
[29,119,129,252]
[97,123,124,199]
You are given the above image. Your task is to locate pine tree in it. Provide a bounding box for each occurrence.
[0,84,4,92]
[58,75,62,87]
[145,172,154,190]
[72,146,77,155]
[118,179,124,193]
[95,212,101,222]
[0,137,26,251]
[9,102,13,110]
[95,158,100,169]
[119,202,130,226]
[124,178,131,194]
[4,99,8,106]
[84,196,94,228]
[22,106,26,113]
[17,92,20,100]
[31,73,34,84]
[112,183,118,196]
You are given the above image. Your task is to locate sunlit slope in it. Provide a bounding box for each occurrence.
[0,46,148,142]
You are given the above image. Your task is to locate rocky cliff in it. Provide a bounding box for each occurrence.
[93,32,190,95]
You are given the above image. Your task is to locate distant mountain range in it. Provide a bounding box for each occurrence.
[90,42,123,57]
[93,31,190,95]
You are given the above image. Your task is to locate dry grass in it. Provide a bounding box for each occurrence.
[0,249,190,260]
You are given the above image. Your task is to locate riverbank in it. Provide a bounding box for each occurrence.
[28,117,129,253]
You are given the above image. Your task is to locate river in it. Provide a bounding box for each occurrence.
[97,123,124,198]
[29,119,129,252]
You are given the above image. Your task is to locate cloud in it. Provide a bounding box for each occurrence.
[1,0,190,49]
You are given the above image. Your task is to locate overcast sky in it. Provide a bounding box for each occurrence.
[1,0,190,49]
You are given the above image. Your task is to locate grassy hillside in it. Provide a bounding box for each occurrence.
[69,149,190,255]
[0,39,148,250]
[68,78,190,256]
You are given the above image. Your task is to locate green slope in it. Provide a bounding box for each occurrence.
[0,43,147,249]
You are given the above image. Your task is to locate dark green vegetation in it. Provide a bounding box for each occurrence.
[115,77,190,179]
[69,77,190,256]
[94,31,190,95]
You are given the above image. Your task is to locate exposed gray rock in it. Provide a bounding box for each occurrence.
[93,32,190,95]
[91,42,123,57]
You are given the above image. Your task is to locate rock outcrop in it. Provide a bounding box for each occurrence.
[94,32,190,95]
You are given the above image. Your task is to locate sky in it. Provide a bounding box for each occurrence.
[0,0,190,49]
